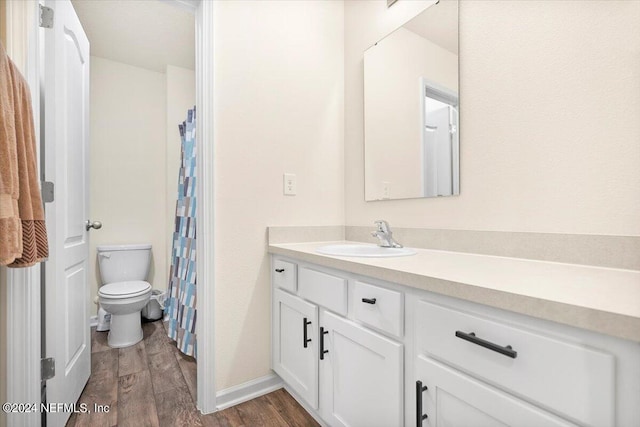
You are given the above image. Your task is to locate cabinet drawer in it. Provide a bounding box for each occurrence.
[273,259,297,292]
[353,281,403,337]
[415,300,615,427]
[298,267,347,315]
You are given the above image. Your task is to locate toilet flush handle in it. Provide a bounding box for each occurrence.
[86,220,102,231]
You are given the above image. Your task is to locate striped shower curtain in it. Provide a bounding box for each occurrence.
[166,107,197,358]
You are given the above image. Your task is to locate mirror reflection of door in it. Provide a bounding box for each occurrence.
[422,79,459,197]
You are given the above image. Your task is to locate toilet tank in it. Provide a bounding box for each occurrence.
[97,244,152,284]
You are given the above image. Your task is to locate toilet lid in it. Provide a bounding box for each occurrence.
[99,281,151,298]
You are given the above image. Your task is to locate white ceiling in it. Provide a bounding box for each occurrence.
[403,0,458,55]
[71,0,195,73]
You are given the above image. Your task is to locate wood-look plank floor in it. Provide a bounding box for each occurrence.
[67,321,319,427]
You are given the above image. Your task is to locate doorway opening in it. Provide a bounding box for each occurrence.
[2,0,214,425]
[48,0,200,425]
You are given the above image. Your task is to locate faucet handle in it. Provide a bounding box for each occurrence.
[372,220,402,248]
[374,220,390,232]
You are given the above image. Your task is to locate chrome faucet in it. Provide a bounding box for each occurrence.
[371,220,403,248]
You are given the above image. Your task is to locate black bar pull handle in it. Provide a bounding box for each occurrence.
[303,318,312,348]
[455,331,518,359]
[275,268,285,273]
[320,327,329,360]
[416,380,428,426]
[362,298,377,304]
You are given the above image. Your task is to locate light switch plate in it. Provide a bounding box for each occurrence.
[284,173,297,196]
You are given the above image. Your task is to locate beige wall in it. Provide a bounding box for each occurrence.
[89,56,167,315]
[346,0,640,236]
[213,0,344,390]
[166,65,195,267]
[0,0,6,47]
[364,26,457,200]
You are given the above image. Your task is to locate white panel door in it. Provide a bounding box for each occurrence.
[415,356,576,427]
[320,311,403,427]
[273,289,319,409]
[44,1,91,426]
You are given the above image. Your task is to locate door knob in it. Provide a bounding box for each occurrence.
[86,220,102,231]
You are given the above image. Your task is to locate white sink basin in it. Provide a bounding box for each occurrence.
[316,244,416,258]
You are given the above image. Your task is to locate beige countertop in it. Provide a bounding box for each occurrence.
[269,241,640,342]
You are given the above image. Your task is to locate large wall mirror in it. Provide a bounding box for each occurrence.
[364,0,459,201]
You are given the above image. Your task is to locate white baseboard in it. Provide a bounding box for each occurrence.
[89,315,98,327]
[214,373,283,411]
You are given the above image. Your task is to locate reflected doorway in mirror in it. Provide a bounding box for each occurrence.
[420,77,459,198]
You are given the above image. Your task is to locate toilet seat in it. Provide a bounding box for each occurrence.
[99,281,152,299]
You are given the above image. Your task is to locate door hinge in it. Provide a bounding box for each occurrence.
[41,357,55,381]
[41,181,54,203]
[39,5,54,29]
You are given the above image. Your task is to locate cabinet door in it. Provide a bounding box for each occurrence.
[273,289,319,408]
[415,356,576,427]
[320,311,403,427]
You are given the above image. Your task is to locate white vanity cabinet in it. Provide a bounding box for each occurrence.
[411,296,640,427]
[413,300,615,427]
[272,259,404,426]
[271,255,640,427]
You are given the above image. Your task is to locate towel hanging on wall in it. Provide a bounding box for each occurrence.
[0,42,49,267]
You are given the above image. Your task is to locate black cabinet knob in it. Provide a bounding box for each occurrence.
[275,268,285,273]
[362,298,377,304]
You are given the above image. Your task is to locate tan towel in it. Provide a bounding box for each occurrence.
[0,42,48,267]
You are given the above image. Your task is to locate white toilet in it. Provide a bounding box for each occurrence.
[97,244,153,348]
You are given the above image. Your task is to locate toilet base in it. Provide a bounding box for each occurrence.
[107,311,144,348]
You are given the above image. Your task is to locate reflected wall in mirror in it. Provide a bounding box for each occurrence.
[364,0,459,201]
